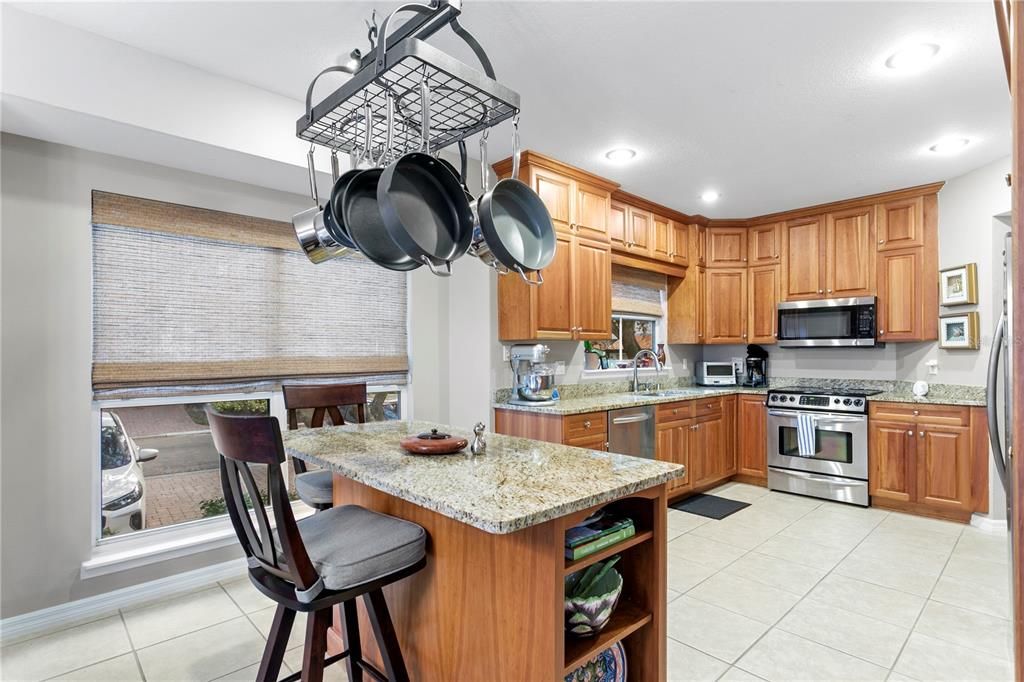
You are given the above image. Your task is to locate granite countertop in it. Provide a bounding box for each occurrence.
[493,386,769,416]
[494,383,986,415]
[283,420,683,535]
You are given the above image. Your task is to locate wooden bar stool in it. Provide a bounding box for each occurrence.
[282,384,367,511]
[207,408,425,682]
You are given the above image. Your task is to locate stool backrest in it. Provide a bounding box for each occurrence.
[206,408,319,593]
[283,383,367,430]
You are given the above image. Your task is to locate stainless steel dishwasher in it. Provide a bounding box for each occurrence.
[607,406,655,459]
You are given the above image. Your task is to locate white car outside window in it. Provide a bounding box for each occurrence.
[101,412,157,535]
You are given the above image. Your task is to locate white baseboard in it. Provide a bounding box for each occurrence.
[970,513,1009,533]
[0,558,247,646]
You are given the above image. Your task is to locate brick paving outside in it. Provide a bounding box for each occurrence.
[145,466,293,529]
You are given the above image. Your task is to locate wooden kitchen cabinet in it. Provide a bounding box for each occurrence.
[876,196,925,251]
[825,206,875,297]
[782,215,825,300]
[691,415,729,487]
[868,402,983,520]
[493,409,607,451]
[748,222,782,265]
[707,226,748,267]
[656,422,690,493]
[704,268,747,344]
[529,166,573,233]
[651,214,673,262]
[627,207,653,256]
[574,180,611,241]
[609,200,628,250]
[747,265,780,344]
[736,395,768,480]
[667,267,705,344]
[670,222,689,267]
[876,247,930,342]
[497,232,611,341]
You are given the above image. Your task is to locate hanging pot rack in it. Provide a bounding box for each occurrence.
[296,0,520,163]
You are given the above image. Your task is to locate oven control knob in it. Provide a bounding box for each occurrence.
[843,398,852,406]
[853,399,863,406]
[833,398,841,404]
[789,396,796,402]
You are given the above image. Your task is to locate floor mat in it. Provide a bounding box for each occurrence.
[670,493,750,520]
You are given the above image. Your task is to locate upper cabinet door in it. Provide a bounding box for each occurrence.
[532,230,575,339]
[781,216,824,300]
[627,207,652,256]
[574,181,610,241]
[825,207,876,298]
[876,197,924,251]
[876,247,924,341]
[704,268,747,344]
[531,167,573,234]
[706,227,748,267]
[748,222,781,265]
[748,265,779,344]
[651,214,673,262]
[670,222,689,266]
[572,237,612,339]
[608,200,628,250]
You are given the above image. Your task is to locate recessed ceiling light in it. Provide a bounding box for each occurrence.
[885,43,940,71]
[928,137,971,154]
[700,190,721,203]
[604,147,637,163]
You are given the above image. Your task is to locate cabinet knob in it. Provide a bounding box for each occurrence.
[583,420,591,428]
[742,257,748,262]
[919,431,925,438]
[907,430,913,436]
[913,410,919,416]
[878,239,885,244]
[879,330,885,335]
[827,289,832,293]
[818,289,824,294]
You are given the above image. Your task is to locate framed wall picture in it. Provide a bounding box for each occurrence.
[939,312,981,349]
[939,263,979,306]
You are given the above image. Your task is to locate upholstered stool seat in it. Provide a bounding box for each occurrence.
[297,505,426,590]
[294,470,334,508]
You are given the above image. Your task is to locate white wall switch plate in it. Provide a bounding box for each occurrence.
[502,346,510,362]
[553,361,566,376]
[925,359,939,375]
[731,357,744,374]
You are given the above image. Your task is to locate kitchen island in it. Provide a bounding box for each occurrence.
[284,420,683,681]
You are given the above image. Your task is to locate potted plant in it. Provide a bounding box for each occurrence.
[564,556,624,636]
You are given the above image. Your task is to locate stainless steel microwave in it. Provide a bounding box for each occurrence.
[776,297,877,347]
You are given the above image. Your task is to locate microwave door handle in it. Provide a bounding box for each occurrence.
[986,314,1009,494]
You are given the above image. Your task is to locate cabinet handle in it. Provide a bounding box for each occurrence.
[878,239,885,245]
[742,257,748,262]
[919,431,925,438]
[827,289,832,293]
[906,430,913,436]
[879,330,885,335]
[818,289,824,294]
[583,420,591,428]
[913,410,919,416]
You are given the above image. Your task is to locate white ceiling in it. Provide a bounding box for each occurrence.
[14,1,1010,217]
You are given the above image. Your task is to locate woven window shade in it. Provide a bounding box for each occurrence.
[611,265,666,317]
[91,192,408,390]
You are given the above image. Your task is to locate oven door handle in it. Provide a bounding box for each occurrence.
[776,469,860,485]
[766,410,862,424]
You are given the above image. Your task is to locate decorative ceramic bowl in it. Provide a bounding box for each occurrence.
[564,641,627,682]
[564,569,623,636]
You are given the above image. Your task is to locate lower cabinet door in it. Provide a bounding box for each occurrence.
[737,396,767,478]
[657,424,689,492]
[916,425,972,512]
[869,421,914,502]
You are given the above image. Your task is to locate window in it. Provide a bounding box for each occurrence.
[586,314,664,370]
[95,387,405,542]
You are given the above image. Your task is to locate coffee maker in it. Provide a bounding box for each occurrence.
[744,344,768,387]
[508,344,557,405]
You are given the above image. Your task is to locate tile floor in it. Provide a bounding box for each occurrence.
[0,482,1014,681]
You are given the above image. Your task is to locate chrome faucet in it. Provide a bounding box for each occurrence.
[632,349,662,394]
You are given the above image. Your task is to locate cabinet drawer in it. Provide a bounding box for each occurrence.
[564,411,608,440]
[656,401,692,423]
[565,434,607,451]
[869,402,970,427]
[693,397,724,418]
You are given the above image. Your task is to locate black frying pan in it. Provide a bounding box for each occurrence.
[342,168,421,272]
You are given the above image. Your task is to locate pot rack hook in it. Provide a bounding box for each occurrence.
[365,10,378,52]
[306,143,320,206]
[479,127,490,193]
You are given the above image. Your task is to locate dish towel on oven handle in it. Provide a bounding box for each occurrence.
[796,413,817,458]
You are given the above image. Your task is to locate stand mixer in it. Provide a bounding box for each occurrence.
[508,344,557,406]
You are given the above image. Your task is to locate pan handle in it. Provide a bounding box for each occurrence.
[306,146,319,206]
[510,114,521,180]
[354,100,375,167]
[515,265,543,286]
[419,71,431,154]
[421,257,452,277]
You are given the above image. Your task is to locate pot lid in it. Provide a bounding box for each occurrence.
[415,428,452,440]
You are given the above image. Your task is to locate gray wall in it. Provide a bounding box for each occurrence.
[0,133,452,618]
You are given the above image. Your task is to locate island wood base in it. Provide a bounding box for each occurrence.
[329,475,669,681]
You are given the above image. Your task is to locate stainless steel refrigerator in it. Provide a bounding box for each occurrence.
[987,230,1015,537]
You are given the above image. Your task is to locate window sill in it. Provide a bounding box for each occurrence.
[580,367,672,380]
[81,502,314,579]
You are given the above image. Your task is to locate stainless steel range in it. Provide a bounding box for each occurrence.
[765,385,883,506]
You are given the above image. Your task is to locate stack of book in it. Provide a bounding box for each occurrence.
[565,512,636,561]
